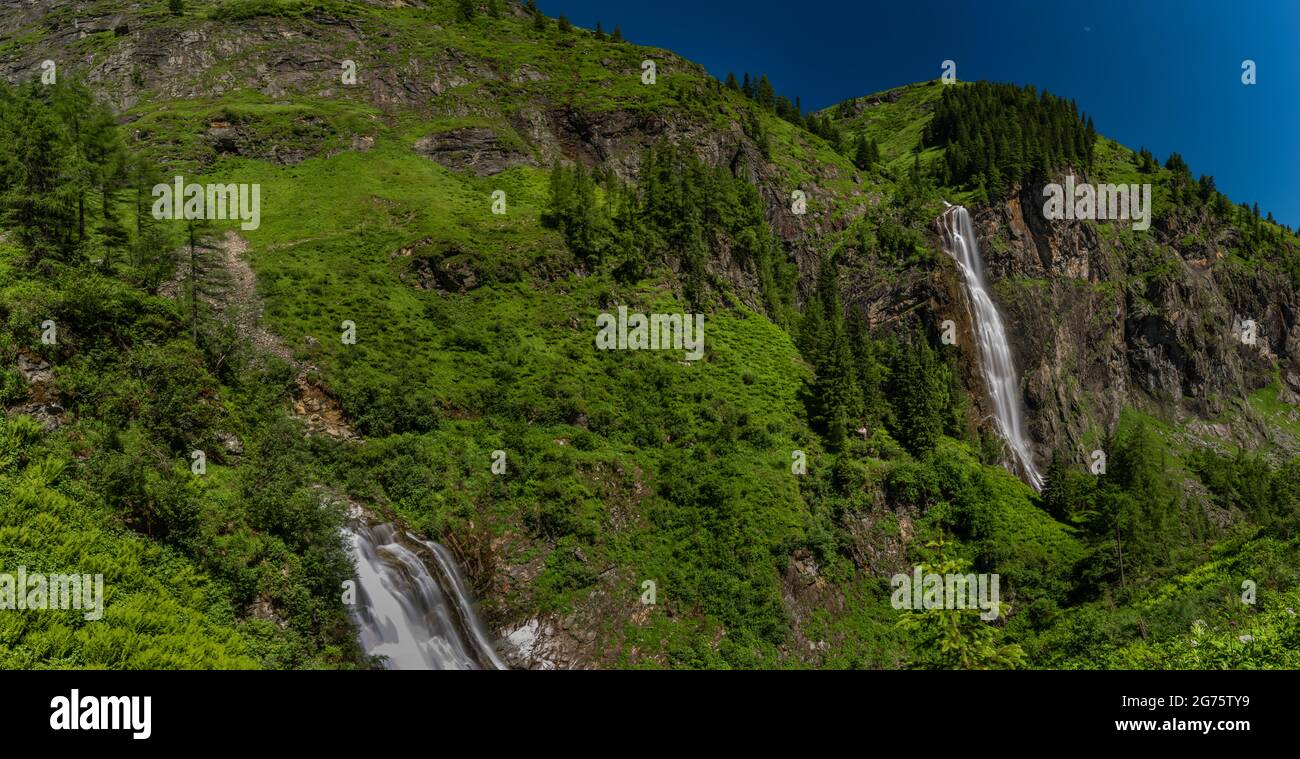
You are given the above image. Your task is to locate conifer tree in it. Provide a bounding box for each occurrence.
[847,309,888,430]
[182,216,226,345]
[1081,422,1183,586]
[923,81,1094,197]
[888,328,947,456]
[0,84,79,264]
[755,75,776,110]
[897,536,1026,669]
[808,255,857,447]
[853,133,878,170]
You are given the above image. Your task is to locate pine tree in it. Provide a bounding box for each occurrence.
[544,163,609,266]
[853,133,878,170]
[888,329,947,456]
[611,25,622,42]
[1040,454,1099,522]
[0,84,80,264]
[1165,151,1189,175]
[1085,421,1182,584]
[725,72,738,90]
[847,309,888,429]
[808,256,857,447]
[532,7,546,30]
[924,81,1096,196]
[181,216,227,346]
[897,535,1026,669]
[594,21,605,40]
[755,74,776,110]
[456,0,475,22]
[47,82,98,246]
[831,126,846,154]
[557,14,572,32]
[79,94,127,264]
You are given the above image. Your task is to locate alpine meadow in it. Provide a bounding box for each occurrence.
[1,0,1298,680]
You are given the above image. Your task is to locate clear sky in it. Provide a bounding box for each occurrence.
[541,0,1300,227]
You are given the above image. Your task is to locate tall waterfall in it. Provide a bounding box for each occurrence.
[939,205,1044,491]
[347,519,507,670]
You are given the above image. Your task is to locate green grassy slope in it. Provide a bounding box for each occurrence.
[0,0,1297,670]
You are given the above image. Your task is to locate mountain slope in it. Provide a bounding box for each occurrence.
[2,0,1298,669]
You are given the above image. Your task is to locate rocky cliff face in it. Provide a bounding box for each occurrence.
[2,0,844,304]
[966,178,1300,468]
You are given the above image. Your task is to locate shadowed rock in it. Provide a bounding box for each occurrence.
[413,127,532,176]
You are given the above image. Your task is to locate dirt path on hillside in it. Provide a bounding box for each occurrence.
[167,231,359,441]
[218,231,296,365]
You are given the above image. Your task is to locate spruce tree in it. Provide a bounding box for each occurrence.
[809,256,857,447]
[124,153,168,286]
[1041,454,1076,521]
[847,309,888,430]
[181,215,226,346]
[889,329,946,456]
[0,84,79,264]
[755,74,776,110]
[897,536,1026,669]
[853,133,873,170]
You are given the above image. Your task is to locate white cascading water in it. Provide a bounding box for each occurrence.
[939,204,1044,491]
[346,520,507,670]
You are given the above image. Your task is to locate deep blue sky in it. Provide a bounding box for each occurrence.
[541,0,1300,227]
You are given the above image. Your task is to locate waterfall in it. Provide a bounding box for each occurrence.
[939,204,1044,491]
[346,519,507,670]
